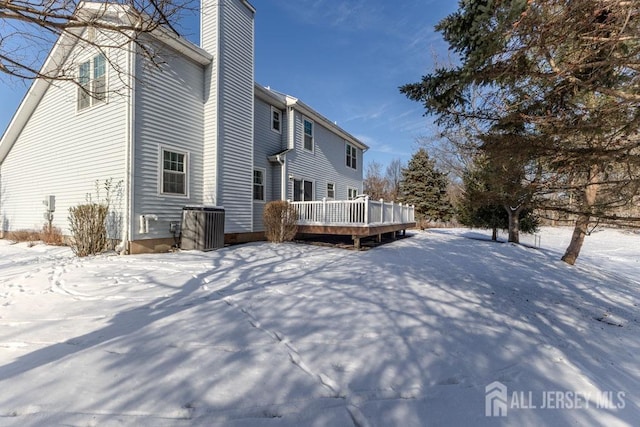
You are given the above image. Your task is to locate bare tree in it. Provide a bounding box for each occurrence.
[364,161,389,200]
[1,0,195,85]
[384,158,403,201]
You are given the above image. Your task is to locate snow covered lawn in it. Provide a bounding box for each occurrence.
[0,228,638,426]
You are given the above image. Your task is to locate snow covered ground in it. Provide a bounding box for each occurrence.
[0,227,638,426]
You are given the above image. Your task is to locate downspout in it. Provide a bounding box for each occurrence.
[285,106,295,200]
[277,153,287,201]
[119,39,135,254]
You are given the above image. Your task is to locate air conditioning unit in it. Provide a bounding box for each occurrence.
[180,206,225,251]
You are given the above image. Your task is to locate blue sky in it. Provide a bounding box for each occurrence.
[0,0,458,170]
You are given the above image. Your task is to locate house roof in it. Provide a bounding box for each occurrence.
[255,84,369,152]
[0,2,212,165]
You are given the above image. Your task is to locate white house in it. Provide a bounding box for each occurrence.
[0,0,369,253]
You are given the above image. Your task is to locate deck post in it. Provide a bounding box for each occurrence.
[379,198,384,223]
[353,236,361,250]
[377,234,382,243]
[391,201,394,223]
[322,197,327,223]
[364,196,369,225]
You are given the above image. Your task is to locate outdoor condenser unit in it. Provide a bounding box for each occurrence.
[180,206,225,251]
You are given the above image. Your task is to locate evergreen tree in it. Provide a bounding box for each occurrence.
[458,158,538,241]
[399,149,454,222]
[401,0,640,264]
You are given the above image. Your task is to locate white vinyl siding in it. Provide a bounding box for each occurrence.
[205,0,255,233]
[133,39,204,239]
[0,42,128,237]
[286,111,363,201]
[253,95,285,231]
[201,1,219,206]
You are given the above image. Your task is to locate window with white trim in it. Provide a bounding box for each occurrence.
[294,179,314,201]
[161,148,187,196]
[271,107,281,133]
[303,118,314,151]
[253,169,265,201]
[346,143,357,170]
[327,182,335,200]
[78,54,107,111]
[348,187,358,200]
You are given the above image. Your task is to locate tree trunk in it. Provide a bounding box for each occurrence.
[561,165,601,265]
[505,205,522,243]
[492,227,497,241]
[561,214,590,265]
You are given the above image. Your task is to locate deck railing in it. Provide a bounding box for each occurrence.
[290,197,415,226]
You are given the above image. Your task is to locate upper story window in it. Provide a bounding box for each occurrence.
[346,143,357,170]
[271,107,281,133]
[253,169,265,201]
[78,54,107,111]
[161,148,188,196]
[303,118,314,151]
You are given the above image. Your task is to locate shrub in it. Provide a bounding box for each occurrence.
[41,224,65,246]
[68,202,108,256]
[263,200,298,243]
[6,229,40,245]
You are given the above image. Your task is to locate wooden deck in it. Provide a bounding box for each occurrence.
[290,198,416,249]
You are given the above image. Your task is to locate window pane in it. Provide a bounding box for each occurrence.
[79,61,90,84]
[93,75,106,103]
[78,90,90,110]
[253,184,264,200]
[254,170,263,185]
[303,180,313,201]
[293,180,302,202]
[93,54,106,78]
[176,153,184,172]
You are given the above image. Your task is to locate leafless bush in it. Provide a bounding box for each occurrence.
[68,203,108,256]
[263,201,298,243]
[6,229,40,245]
[41,224,65,246]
